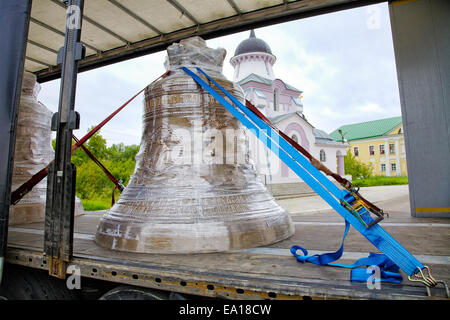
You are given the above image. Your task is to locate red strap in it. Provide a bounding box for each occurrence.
[72,70,170,151]
[245,100,313,161]
[72,134,121,188]
[73,134,123,208]
[111,184,119,206]
[10,166,49,205]
[245,100,352,183]
[11,71,170,205]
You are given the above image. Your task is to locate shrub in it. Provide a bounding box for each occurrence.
[344,149,373,179]
[52,128,139,210]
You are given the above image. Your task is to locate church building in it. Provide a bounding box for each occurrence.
[230,30,348,188]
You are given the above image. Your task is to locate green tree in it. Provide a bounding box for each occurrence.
[51,128,140,208]
[71,126,108,166]
[52,126,109,167]
[344,149,373,179]
[107,143,140,163]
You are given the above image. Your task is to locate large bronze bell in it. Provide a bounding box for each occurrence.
[94,37,294,253]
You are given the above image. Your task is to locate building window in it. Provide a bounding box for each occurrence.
[291,134,298,143]
[369,145,375,156]
[273,88,279,111]
[381,164,386,172]
[320,149,326,162]
[354,147,359,156]
[379,144,385,155]
[391,163,396,171]
[389,143,395,154]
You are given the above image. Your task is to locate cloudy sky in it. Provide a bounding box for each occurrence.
[38,2,401,146]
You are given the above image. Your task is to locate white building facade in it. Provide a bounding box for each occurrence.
[230,30,348,186]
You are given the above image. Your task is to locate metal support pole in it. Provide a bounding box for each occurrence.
[389,0,450,218]
[0,0,32,285]
[44,0,85,279]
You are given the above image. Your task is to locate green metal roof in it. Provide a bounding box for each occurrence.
[329,116,403,142]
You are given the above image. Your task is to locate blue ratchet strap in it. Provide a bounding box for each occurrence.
[182,66,424,280]
[290,220,403,284]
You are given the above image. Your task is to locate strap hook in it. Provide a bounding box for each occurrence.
[408,266,449,298]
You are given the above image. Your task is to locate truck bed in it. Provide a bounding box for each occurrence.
[6,203,450,300]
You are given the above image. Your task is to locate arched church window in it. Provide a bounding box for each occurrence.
[320,149,326,162]
[291,134,298,143]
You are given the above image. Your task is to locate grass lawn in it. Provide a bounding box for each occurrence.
[80,199,111,211]
[80,176,408,210]
[352,176,408,188]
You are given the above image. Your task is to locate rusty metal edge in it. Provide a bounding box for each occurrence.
[5,246,437,300]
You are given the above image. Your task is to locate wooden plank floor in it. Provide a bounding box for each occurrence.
[6,196,450,300]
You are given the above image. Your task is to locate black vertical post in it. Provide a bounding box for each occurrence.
[44,0,85,279]
[0,0,32,285]
[389,0,450,218]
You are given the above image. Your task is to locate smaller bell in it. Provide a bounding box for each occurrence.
[9,72,84,225]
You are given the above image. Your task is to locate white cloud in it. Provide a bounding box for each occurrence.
[358,103,385,114]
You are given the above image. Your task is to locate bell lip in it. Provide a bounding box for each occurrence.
[94,214,295,254]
